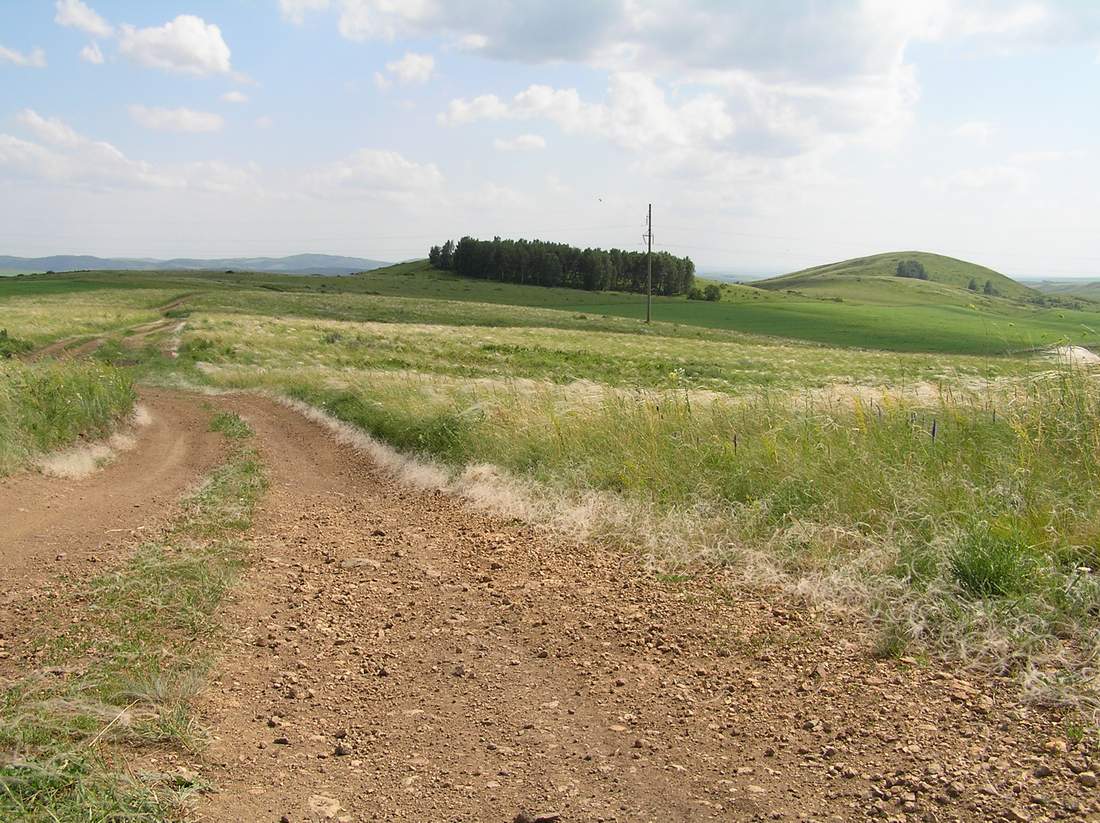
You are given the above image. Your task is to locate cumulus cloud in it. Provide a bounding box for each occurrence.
[330,0,1100,175]
[128,105,224,133]
[4,110,181,189]
[2,109,255,192]
[386,52,434,84]
[118,15,232,76]
[373,52,435,90]
[279,0,331,24]
[443,74,734,174]
[306,147,443,201]
[493,134,547,151]
[54,0,113,38]
[80,42,104,64]
[221,90,249,104]
[0,45,47,68]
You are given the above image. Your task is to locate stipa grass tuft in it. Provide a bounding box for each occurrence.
[950,526,1037,599]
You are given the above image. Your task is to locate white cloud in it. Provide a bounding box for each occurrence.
[372,71,391,91]
[16,110,84,147]
[3,109,260,194]
[128,105,224,133]
[332,0,1100,177]
[493,134,547,151]
[4,110,181,189]
[279,0,331,24]
[255,115,274,129]
[438,93,509,125]
[385,52,434,84]
[54,0,113,38]
[80,42,104,64]
[929,164,1034,193]
[221,90,249,104]
[0,45,47,68]
[443,74,734,175]
[118,15,232,76]
[953,120,994,142]
[307,147,443,201]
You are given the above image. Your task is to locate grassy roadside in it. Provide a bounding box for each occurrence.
[0,360,136,476]
[273,369,1100,720]
[0,412,266,821]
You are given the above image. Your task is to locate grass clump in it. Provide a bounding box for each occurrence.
[950,526,1037,599]
[209,410,251,439]
[0,360,135,475]
[0,329,32,359]
[0,412,266,821]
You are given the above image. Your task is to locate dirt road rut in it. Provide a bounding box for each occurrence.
[195,396,1099,822]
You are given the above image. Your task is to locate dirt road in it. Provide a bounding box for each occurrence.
[195,396,1097,822]
[0,389,226,668]
[2,391,1097,821]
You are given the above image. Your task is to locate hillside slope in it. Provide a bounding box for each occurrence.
[756,251,1035,302]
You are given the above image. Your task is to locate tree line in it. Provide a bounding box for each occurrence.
[429,237,696,295]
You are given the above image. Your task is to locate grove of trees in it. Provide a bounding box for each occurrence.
[896,259,929,280]
[429,236,695,296]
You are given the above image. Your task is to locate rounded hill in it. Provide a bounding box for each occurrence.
[755,251,1035,303]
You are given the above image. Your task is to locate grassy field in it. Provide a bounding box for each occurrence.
[2,264,1099,724]
[10,261,1100,355]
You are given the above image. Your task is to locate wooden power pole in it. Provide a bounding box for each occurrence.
[645,203,652,324]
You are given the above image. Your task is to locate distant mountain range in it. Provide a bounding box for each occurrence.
[0,253,390,276]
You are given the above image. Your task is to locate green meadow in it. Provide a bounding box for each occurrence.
[2,253,1098,722]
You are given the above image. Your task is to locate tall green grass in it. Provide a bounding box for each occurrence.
[0,360,136,475]
[283,369,1100,710]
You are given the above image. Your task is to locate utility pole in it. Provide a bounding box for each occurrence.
[645,203,653,324]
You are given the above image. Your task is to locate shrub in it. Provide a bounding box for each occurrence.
[687,287,704,301]
[703,284,721,302]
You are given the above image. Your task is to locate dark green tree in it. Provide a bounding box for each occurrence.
[703,284,721,301]
[967,278,978,291]
[896,259,929,280]
[439,239,455,270]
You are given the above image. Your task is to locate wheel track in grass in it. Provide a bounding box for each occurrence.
[0,388,1096,820]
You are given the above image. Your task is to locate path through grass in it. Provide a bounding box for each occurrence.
[0,412,266,821]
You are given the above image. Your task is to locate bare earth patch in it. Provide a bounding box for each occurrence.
[195,395,1099,822]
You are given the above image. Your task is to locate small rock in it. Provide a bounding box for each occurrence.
[1032,765,1053,779]
[1043,738,1068,754]
[307,794,341,820]
[514,812,561,823]
[273,736,289,745]
[1077,771,1097,788]
[335,743,352,757]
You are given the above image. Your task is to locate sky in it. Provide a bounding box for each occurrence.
[1,0,1099,277]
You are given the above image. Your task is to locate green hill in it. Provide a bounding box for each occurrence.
[756,251,1036,302]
